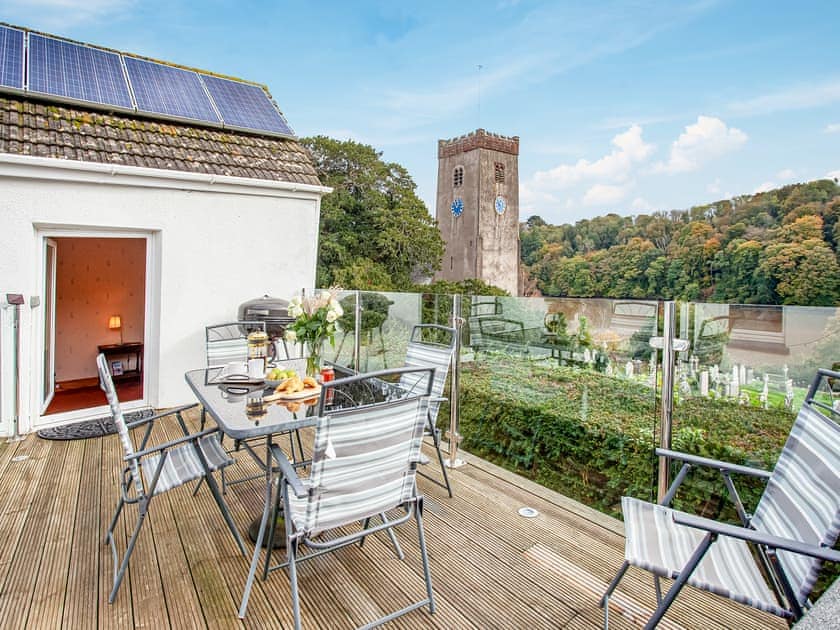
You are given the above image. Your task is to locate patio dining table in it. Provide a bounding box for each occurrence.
[184,361,406,618]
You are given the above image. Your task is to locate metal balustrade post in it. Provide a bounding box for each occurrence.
[657,301,676,503]
[353,290,362,372]
[446,294,465,469]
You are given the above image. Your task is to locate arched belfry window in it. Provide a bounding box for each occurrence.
[453,166,464,187]
[494,162,505,183]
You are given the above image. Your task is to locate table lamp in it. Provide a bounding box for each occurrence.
[108,314,123,344]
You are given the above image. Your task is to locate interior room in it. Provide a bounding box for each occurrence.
[43,236,147,415]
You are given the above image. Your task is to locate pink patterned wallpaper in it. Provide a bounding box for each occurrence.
[54,237,146,383]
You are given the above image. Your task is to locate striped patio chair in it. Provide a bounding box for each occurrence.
[261,366,436,629]
[205,321,266,367]
[399,324,457,497]
[601,368,840,628]
[201,321,306,492]
[97,353,245,603]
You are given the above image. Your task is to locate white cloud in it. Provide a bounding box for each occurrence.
[752,181,776,194]
[532,125,653,189]
[583,183,628,206]
[826,170,840,181]
[729,79,840,117]
[654,116,747,174]
[776,168,796,180]
[825,123,840,134]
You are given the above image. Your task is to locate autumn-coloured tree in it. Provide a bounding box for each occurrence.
[522,179,840,305]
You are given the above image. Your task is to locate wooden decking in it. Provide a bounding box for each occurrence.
[0,409,785,629]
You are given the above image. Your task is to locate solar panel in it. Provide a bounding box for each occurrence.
[0,25,24,90]
[28,34,132,109]
[0,26,298,138]
[124,56,220,124]
[201,74,294,137]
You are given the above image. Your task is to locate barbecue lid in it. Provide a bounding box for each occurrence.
[238,294,290,320]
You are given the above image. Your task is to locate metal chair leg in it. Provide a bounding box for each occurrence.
[283,484,302,630]
[110,508,147,603]
[381,512,404,560]
[600,560,629,629]
[430,426,453,497]
[415,498,435,614]
[204,469,246,557]
[644,533,716,630]
[263,478,284,580]
[104,497,125,545]
[294,429,305,466]
[288,537,302,630]
[359,516,372,547]
[239,462,274,618]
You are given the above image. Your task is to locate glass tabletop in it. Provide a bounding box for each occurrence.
[185,360,407,440]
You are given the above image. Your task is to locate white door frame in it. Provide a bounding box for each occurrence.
[33,227,160,429]
[41,238,57,413]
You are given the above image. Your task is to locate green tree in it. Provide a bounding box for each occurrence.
[760,216,840,306]
[303,136,444,290]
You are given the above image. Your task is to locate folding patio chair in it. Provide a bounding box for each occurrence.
[601,368,840,628]
[97,353,246,603]
[199,321,266,432]
[205,320,266,367]
[201,322,305,491]
[399,323,457,497]
[260,366,437,629]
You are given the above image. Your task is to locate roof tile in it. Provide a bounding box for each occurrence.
[0,97,321,186]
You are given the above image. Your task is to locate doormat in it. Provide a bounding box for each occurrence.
[37,409,154,441]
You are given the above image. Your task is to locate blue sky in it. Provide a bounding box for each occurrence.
[3,0,839,225]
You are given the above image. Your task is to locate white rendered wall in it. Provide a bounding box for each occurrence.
[0,156,326,433]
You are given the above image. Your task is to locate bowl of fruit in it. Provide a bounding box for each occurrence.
[265,366,297,387]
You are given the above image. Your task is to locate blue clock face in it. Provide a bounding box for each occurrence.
[495,195,506,215]
[451,197,464,217]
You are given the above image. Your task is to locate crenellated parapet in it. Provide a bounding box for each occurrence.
[438,128,519,158]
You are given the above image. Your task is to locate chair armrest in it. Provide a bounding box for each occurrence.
[673,511,840,563]
[126,403,199,428]
[270,445,308,498]
[656,448,771,479]
[126,427,219,460]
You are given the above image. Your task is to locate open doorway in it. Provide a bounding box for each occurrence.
[42,237,147,416]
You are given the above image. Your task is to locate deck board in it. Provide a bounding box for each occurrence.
[0,414,787,629]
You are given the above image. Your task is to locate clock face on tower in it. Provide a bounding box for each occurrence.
[495,195,506,215]
[451,197,464,217]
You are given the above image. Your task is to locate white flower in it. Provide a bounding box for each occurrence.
[319,290,331,301]
[284,329,297,342]
[289,305,304,318]
[289,295,302,307]
[330,301,344,317]
[326,310,338,323]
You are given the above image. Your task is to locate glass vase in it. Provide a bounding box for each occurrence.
[305,341,323,378]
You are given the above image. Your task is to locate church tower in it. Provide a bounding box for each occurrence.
[434,129,520,295]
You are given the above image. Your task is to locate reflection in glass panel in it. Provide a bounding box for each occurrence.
[465,295,659,382]
[670,302,840,521]
[679,303,840,412]
[455,294,660,516]
[330,291,425,372]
